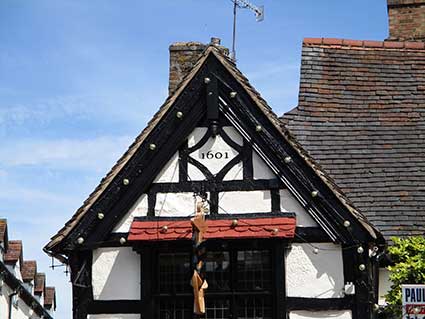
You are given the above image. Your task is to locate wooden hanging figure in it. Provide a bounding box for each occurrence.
[191,200,208,316]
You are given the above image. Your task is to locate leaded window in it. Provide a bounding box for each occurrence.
[143,240,282,319]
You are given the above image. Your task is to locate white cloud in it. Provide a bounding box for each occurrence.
[0,91,162,129]
[0,135,133,172]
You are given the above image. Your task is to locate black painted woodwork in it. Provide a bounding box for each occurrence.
[87,300,142,314]
[59,53,377,254]
[62,52,381,319]
[286,296,354,311]
[70,251,93,319]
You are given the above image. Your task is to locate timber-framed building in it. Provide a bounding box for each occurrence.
[45,1,425,318]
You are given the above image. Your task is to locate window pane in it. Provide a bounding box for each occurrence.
[159,253,191,293]
[204,251,230,291]
[157,298,192,319]
[237,296,272,319]
[206,299,231,319]
[237,250,271,291]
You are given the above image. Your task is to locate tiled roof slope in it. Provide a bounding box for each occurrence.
[44,287,56,309]
[21,260,37,282]
[34,272,45,295]
[282,38,425,239]
[4,240,22,264]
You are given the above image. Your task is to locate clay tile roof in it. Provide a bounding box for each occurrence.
[0,219,7,244]
[34,273,45,295]
[282,38,425,239]
[4,240,22,265]
[129,215,296,241]
[44,287,56,309]
[21,260,37,282]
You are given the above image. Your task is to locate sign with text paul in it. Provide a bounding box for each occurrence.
[402,284,425,319]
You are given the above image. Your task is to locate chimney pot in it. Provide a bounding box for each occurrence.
[210,37,221,46]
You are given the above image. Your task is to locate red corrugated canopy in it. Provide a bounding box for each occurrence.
[128,216,296,241]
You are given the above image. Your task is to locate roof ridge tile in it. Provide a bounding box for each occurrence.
[303,37,425,50]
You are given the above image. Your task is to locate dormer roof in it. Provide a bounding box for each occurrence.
[21,260,37,282]
[34,272,46,295]
[44,287,56,310]
[4,240,23,265]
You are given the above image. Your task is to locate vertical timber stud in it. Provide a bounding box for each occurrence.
[354,245,372,319]
[206,74,219,136]
[70,251,93,319]
[274,241,285,319]
[342,245,356,317]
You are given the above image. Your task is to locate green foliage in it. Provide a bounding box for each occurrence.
[383,236,425,318]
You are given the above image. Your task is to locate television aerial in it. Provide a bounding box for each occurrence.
[230,0,264,62]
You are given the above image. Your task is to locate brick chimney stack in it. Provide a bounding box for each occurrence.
[387,0,425,41]
[168,38,229,95]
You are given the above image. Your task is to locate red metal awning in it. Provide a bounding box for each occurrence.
[128,216,296,241]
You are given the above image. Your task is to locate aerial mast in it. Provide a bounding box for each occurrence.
[230,0,264,62]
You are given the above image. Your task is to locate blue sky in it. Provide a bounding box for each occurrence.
[1,1,388,317]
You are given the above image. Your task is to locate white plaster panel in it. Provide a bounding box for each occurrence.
[252,151,276,180]
[155,192,209,217]
[219,190,271,214]
[378,268,392,305]
[222,126,243,146]
[188,127,208,148]
[289,310,352,319]
[187,163,205,181]
[286,243,345,298]
[113,194,148,233]
[0,285,11,319]
[92,247,140,300]
[16,299,32,319]
[190,136,238,175]
[88,315,140,319]
[223,161,243,181]
[153,152,179,183]
[280,189,318,227]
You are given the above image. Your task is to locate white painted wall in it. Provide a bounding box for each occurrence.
[15,299,32,319]
[252,151,276,180]
[188,127,208,148]
[6,260,22,282]
[222,127,243,147]
[219,190,271,214]
[223,161,243,181]
[92,247,140,300]
[155,192,208,217]
[113,194,148,233]
[280,190,318,227]
[153,152,179,183]
[378,268,392,305]
[0,284,12,319]
[289,310,352,319]
[187,163,205,181]
[286,243,345,298]
[87,315,140,319]
[188,127,241,176]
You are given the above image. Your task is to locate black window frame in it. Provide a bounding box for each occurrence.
[138,238,286,319]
